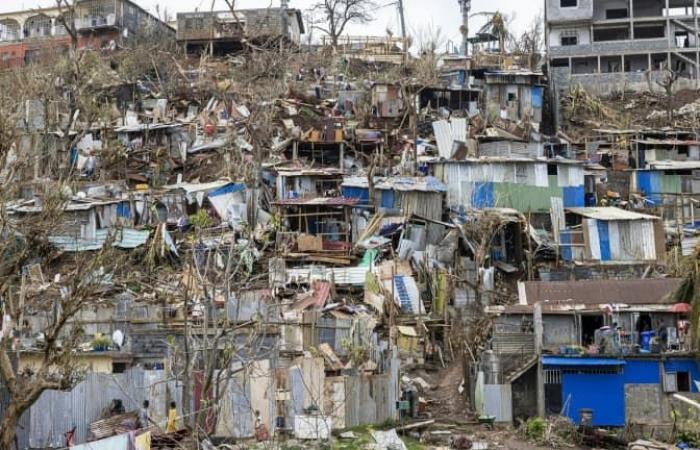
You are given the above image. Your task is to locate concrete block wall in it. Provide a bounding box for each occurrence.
[547,0,594,23]
[550,38,670,57]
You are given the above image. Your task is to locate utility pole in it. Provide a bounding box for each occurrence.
[280,0,289,38]
[280,0,289,51]
[397,0,407,40]
[458,0,471,56]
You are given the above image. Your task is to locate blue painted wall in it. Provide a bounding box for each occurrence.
[563,186,585,207]
[597,220,611,261]
[664,360,700,391]
[635,171,662,204]
[341,186,370,207]
[562,372,625,426]
[381,190,395,209]
[560,231,573,261]
[548,358,700,427]
[472,182,495,208]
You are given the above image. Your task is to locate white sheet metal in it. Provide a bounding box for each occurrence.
[450,117,468,143]
[608,221,621,260]
[483,384,513,423]
[294,415,332,440]
[433,120,454,159]
[635,221,656,260]
[586,219,602,260]
[286,267,369,286]
[550,197,565,245]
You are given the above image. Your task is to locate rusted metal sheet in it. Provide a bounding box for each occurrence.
[521,278,683,306]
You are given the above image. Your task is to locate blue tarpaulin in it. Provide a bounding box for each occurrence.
[532,87,544,108]
[209,183,246,197]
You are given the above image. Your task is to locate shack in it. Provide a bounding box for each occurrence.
[340,176,447,221]
[430,158,584,213]
[560,207,664,264]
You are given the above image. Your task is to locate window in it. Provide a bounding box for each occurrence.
[561,30,578,46]
[606,9,628,19]
[112,362,127,373]
[561,0,577,7]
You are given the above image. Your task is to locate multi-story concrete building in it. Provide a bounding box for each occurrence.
[546,0,700,95]
[176,8,304,55]
[0,0,174,68]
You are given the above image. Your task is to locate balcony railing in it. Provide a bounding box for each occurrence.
[75,14,118,30]
[0,32,21,43]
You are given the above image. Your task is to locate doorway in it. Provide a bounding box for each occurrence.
[581,315,604,346]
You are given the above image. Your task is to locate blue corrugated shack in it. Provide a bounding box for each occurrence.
[542,356,700,427]
[340,176,447,221]
[560,207,663,264]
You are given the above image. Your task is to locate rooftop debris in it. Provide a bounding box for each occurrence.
[2,2,700,450]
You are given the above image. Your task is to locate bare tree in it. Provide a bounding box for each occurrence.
[512,14,544,71]
[656,65,680,124]
[310,0,378,47]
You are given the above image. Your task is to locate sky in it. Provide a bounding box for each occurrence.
[0,0,543,49]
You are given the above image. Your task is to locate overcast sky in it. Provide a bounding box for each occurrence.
[1,0,542,49]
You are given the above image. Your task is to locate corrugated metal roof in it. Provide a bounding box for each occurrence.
[431,156,582,165]
[566,207,660,221]
[115,123,181,133]
[633,139,700,145]
[647,161,700,170]
[341,176,447,192]
[286,266,368,286]
[273,197,359,206]
[542,356,626,366]
[521,278,683,306]
[49,228,151,252]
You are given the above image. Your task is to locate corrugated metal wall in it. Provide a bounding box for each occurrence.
[440,163,584,213]
[18,368,179,448]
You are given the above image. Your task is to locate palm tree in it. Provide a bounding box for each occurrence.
[476,11,511,54]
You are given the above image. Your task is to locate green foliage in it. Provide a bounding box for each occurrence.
[678,430,700,446]
[91,333,111,350]
[190,210,213,230]
[525,417,547,441]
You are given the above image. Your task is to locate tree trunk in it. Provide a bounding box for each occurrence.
[0,404,21,450]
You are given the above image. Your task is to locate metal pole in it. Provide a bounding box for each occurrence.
[281,0,289,40]
[397,0,407,40]
[459,0,471,56]
[534,302,545,418]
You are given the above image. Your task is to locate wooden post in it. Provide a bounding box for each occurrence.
[534,302,545,417]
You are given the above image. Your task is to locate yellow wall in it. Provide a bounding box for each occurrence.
[19,352,114,374]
